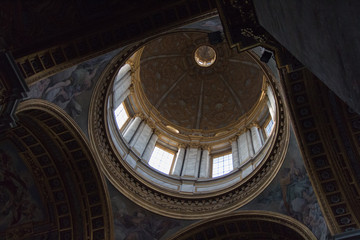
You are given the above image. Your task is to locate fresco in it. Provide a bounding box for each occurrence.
[28,49,120,134]
[108,181,194,240]
[240,128,329,240]
[26,15,225,135]
[180,15,223,33]
[0,140,45,231]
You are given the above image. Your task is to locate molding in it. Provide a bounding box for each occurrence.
[168,211,317,240]
[16,100,114,240]
[280,68,360,234]
[131,33,271,147]
[88,41,290,219]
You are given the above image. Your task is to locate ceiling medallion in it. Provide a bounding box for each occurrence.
[194,45,217,67]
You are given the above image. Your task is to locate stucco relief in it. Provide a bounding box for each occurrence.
[140,32,263,130]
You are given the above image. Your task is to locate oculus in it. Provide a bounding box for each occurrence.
[194,45,217,67]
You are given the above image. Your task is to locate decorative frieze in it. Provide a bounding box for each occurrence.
[88,40,289,219]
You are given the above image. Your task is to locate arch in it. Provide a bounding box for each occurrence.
[8,100,113,240]
[168,211,317,240]
[280,68,360,233]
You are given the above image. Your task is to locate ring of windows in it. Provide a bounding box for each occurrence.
[110,63,276,195]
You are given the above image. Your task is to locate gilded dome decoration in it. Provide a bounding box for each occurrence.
[89,31,290,219]
[139,32,263,131]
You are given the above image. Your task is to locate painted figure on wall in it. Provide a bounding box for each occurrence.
[42,63,99,116]
[28,50,119,119]
[279,159,327,239]
[0,141,44,231]
[180,16,223,32]
[240,131,329,240]
[280,159,311,218]
[108,182,191,240]
[114,208,179,240]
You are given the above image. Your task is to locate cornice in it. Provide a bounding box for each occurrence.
[88,39,290,219]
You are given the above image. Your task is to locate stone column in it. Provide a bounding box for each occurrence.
[199,146,211,178]
[142,130,159,163]
[171,144,186,176]
[122,116,134,134]
[266,85,276,118]
[248,129,255,157]
[115,63,131,83]
[238,129,252,164]
[231,137,240,169]
[181,145,201,178]
[258,127,265,145]
[113,63,132,108]
[123,115,142,143]
[132,121,153,156]
[129,120,146,147]
[114,88,131,110]
[250,124,262,153]
[266,96,275,121]
[114,70,131,92]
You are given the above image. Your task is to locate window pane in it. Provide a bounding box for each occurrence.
[265,119,274,136]
[149,147,174,174]
[114,103,129,129]
[212,154,233,177]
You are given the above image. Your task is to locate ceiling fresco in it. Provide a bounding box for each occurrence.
[108,181,195,240]
[4,14,342,240]
[0,139,46,232]
[240,129,330,240]
[0,0,359,239]
[27,49,121,135]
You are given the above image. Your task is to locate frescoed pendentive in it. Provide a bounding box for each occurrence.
[180,15,223,32]
[108,182,195,240]
[0,140,45,232]
[240,128,330,240]
[27,49,121,134]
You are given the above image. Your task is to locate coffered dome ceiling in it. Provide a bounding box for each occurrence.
[140,31,264,130]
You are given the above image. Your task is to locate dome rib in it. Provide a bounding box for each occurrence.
[155,71,187,108]
[219,73,243,110]
[140,31,263,131]
[195,78,205,129]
